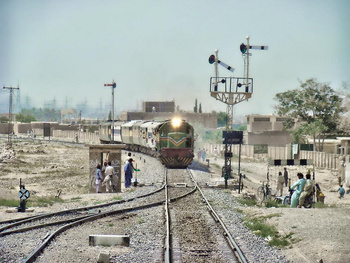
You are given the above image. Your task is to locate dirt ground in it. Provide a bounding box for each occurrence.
[1,140,350,263]
[207,156,350,263]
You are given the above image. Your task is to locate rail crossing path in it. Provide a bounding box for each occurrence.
[0,151,288,263]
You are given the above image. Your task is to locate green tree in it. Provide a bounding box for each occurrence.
[16,113,37,123]
[199,103,202,113]
[19,108,60,122]
[336,81,350,133]
[237,124,247,131]
[216,111,227,127]
[108,111,112,121]
[0,116,9,123]
[194,99,198,113]
[274,78,344,151]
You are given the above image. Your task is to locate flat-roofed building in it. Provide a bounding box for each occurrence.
[142,101,175,113]
[246,114,294,147]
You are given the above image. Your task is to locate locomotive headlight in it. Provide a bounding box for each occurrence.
[171,117,182,128]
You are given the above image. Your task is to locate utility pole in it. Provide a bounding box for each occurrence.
[3,85,19,146]
[104,80,116,143]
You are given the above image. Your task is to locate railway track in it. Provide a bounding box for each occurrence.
[0,167,197,262]
[1,146,287,262]
[0,185,165,236]
[164,168,247,263]
[1,168,246,263]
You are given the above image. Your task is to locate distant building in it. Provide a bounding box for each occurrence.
[120,111,218,129]
[246,114,294,147]
[121,100,217,128]
[143,101,175,113]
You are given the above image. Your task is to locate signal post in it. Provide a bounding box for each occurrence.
[209,36,267,186]
[104,80,116,143]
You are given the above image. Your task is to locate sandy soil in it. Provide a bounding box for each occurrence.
[1,140,350,263]
[206,156,350,263]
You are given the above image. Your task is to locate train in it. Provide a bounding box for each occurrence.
[99,118,195,168]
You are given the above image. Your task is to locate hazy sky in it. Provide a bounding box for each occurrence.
[1,0,349,117]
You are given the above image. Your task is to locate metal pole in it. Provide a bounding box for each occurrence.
[104,81,116,143]
[3,86,19,146]
[9,89,12,144]
[246,36,250,87]
[112,81,115,143]
[238,143,242,193]
[215,49,219,91]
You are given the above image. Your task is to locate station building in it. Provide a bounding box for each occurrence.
[246,114,294,147]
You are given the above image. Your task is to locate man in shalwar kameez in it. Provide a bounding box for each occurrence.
[290,173,306,208]
[298,173,313,208]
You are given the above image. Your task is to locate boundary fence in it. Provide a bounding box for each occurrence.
[21,130,341,171]
[204,143,340,170]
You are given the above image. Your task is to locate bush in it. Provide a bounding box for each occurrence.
[0,198,19,207]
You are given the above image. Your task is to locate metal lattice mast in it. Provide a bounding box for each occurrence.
[3,86,19,146]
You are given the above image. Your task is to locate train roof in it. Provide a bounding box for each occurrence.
[122,120,144,127]
[100,121,124,126]
[140,120,163,129]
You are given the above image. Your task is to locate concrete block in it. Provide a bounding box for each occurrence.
[175,183,187,188]
[97,250,110,263]
[89,234,130,247]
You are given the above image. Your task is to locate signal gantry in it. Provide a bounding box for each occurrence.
[208,36,268,180]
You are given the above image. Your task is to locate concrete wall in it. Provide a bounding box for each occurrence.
[204,142,340,171]
[300,150,340,171]
[56,124,79,131]
[0,123,13,134]
[17,123,32,134]
[247,131,292,147]
[13,122,79,136]
[53,130,100,144]
[250,121,272,132]
[204,143,288,160]
[89,145,124,193]
[247,115,292,133]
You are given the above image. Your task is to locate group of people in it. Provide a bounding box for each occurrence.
[276,169,314,208]
[95,152,140,193]
[95,161,116,193]
[197,148,207,162]
[289,172,314,208]
[276,169,347,207]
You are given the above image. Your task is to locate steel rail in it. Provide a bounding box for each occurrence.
[0,214,91,237]
[0,184,166,232]
[164,169,171,263]
[23,200,165,263]
[164,168,197,263]
[186,168,248,263]
[22,182,197,263]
